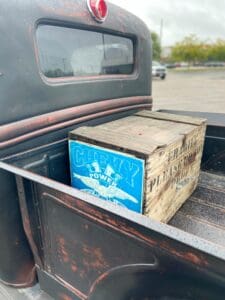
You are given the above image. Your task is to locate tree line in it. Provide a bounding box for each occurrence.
[152,33,225,64]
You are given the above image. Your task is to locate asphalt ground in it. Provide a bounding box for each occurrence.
[0,283,53,300]
[153,69,225,113]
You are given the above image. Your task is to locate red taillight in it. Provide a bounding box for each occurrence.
[87,0,108,23]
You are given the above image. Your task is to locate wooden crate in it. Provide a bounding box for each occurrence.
[69,111,206,223]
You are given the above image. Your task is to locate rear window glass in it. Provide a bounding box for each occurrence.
[36,25,134,78]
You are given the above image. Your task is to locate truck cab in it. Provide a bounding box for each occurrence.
[0,1,224,299]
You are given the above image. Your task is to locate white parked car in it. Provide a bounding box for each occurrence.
[152,61,167,80]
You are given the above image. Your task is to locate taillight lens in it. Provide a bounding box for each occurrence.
[87,0,108,22]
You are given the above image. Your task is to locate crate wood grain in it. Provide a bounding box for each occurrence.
[69,111,206,223]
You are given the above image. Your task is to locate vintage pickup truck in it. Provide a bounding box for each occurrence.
[0,0,225,299]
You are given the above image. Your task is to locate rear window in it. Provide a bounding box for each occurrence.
[36,25,134,79]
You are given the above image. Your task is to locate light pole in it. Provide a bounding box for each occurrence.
[160,19,164,60]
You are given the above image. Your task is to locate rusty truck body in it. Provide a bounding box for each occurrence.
[0,0,225,299]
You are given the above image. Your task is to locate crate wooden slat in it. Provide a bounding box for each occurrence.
[136,110,205,125]
[69,111,206,223]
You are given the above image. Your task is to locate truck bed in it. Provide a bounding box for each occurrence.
[0,169,224,300]
[1,111,225,299]
[3,130,225,252]
[2,136,225,250]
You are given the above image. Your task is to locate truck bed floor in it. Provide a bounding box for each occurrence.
[170,171,225,247]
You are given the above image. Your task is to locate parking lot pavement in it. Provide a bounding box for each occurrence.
[0,283,53,300]
[152,69,225,113]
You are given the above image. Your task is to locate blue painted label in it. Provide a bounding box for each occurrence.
[69,140,144,213]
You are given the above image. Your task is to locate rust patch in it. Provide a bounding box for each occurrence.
[14,237,20,246]
[50,192,158,249]
[59,293,73,300]
[56,275,88,300]
[88,270,110,296]
[15,263,36,287]
[0,97,152,149]
[73,197,208,267]
[71,262,78,273]
[0,96,151,142]
[160,241,208,267]
[37,0,90,20]
[82,244,109,271]
[16,176,42,270]
[46,192,208,275]
[184,252,206,265]
[57,237,70,263]
[55,232,109,281]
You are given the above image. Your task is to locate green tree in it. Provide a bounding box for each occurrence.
[151,32,161,61]
[207,39,225,61]
[171,35,206,64]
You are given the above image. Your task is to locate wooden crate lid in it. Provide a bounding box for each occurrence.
[69,126,162,156]
[69,111,206,157]
[136,111,207,126]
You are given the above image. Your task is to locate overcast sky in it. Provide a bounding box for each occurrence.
[109,0,225,46]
